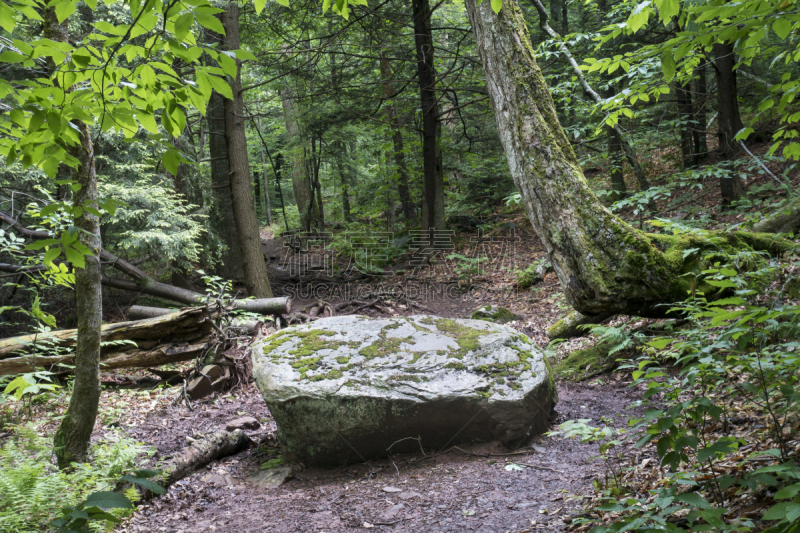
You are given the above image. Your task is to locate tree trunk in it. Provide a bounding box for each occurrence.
[714,42,745,204]
[260,150,272,225]
[693,57,709,165]
[334,141,353,222]
[54,120,102,469]
[0,213,291,316]
[220,4,272,298]
[280,86,319,230]
[207,88,245,281]
[463,0,786,317]
[413,0,445,238]
[675,80,694,169]
[43,8,102,469]
[380,54,415,225]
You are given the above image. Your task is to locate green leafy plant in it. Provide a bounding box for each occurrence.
[0,424,156,533]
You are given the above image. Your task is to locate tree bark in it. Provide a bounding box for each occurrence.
[607,125,626,200]
[333,141,353,222]
[675,80,694,169]
[413,0,445,238]
[54,119,102,469]
[463,0,788,317]
[260,149,272,225]
[693,57,709,165]
[220,4,273,298]
[157,430,249,492]
[753,196,800,234]
[280,85,319,230]
[714,42,745,204]
[380,54,415,225]
[207,88,245,280]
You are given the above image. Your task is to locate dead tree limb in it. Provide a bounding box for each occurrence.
[0,211,291,315]
[151,430,250,497]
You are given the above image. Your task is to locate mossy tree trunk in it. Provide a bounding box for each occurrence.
[464,0,787,317]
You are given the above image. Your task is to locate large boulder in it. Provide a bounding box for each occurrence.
[251,315,557,466]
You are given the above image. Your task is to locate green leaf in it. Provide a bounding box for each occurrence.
[708,297,746,307]
[677,493,711,509]
[43,247,62,265]
[195,13,224,35]
[121,475,166,495]
[64,246,86,269]
[661,50,676,82]
[490,0,502,14]
[654,0,678,22]
[84,491,133,510]
[174,13,194,41]
[254,0,266,14]
[162,149,181,177]
[647,338,672,349]
[54,0,76,23]
[206,74,233,100]
[775,483,800,499]
[0,2,16,34]
[773,18,792,40]
[275,0,290,6]
[233,49,257,61]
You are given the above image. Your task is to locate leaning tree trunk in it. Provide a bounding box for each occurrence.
[463,0,788,317]
[44,8,102,469]
[221,4,273,298]
[413,0,445,238]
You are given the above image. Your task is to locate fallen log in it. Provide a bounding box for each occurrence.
[157,430,250,493]
[0,308,214,375]
[0,210,291,315]
[128,305,264,334]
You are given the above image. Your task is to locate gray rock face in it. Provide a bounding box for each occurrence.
[252,315,557,466]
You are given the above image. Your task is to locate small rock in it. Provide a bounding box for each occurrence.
[382,486,402,493]
[226,416,260,431]
[398,492,422,501]
[246,466,293,488]
[186,365,229,400]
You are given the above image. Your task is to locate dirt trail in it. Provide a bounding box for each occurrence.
[118,378,645,533]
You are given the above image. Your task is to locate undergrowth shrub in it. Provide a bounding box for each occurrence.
[0,424,153,532]
[560,227,800,531]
